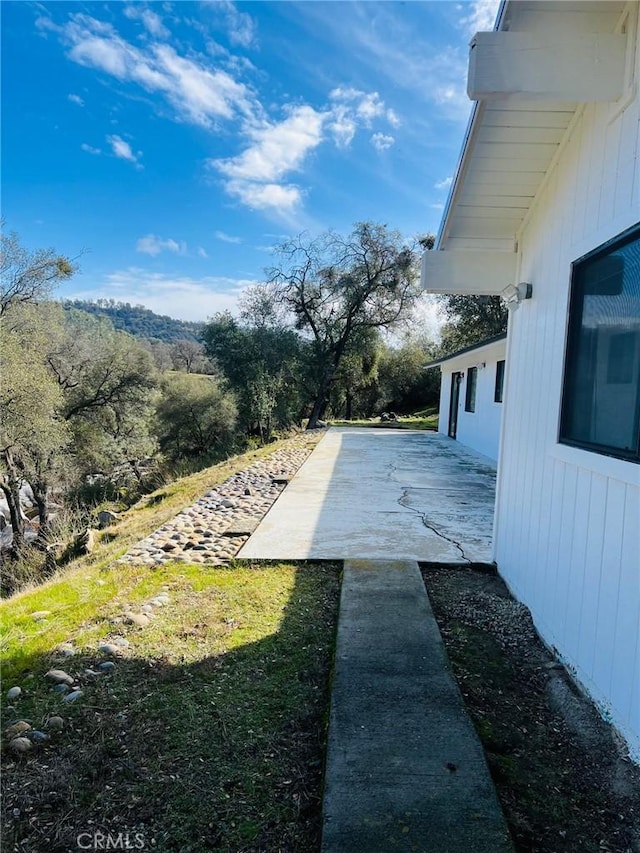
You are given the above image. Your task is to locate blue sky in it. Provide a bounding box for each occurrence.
[2,0,498,322]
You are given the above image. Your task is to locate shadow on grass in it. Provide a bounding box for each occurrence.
[1,563,340,853]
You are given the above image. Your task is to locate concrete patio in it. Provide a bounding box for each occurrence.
[238,427,497,564]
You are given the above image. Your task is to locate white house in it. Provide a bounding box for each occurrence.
[422,1,640,760]
[426,333,506,462]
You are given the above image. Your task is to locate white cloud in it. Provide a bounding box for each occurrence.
[327,87,399,146]
[61,14,256,129]
[124,5,170,40]
[225,180,302,213]
[371,133,394,152]
[218,1,256,48]
[217,105,325,183]
[68,93,85,106]
[81,143,102,155]
[136,234,186,256]
[435,176,453,190]
[460,0,501,35]
[327,106,357,148]
[107,134,142,166]
[307,6,472,120]
[69,268,255,321]
[386,109,400,127]
[215,231,242,244]
[214,105,324,214]
[197,247,209,258]
[330,87,385,126]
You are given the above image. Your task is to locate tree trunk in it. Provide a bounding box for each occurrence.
[1,450,25,549]
[307,365,337,429]
[31,478,50,539]
[345,391,353,422]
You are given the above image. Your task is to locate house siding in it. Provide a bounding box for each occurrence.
[494,4,640,758]
[437,339,505,462]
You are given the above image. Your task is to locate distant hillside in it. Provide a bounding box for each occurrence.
[63,299,204,343]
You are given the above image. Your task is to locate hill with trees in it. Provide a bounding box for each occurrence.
[63,299,204,342]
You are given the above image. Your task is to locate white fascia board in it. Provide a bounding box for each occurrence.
[468,31,626,102]
[421,249,518,295]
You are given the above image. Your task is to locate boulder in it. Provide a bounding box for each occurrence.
[76,528,97,555]
[97,510,118,529]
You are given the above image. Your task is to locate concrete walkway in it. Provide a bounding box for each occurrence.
[238,428,496,564]
[322,560,513,853]
[238,428,511,851]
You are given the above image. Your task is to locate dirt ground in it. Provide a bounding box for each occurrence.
[422,564,640,853]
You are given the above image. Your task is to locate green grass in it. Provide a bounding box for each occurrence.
[0,433,320,678]
[1,561,341,852]
[330,409,438,431]
[1,433,336,850]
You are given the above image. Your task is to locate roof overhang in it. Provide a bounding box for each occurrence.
[425,333,508,370]
[422,0,628,295]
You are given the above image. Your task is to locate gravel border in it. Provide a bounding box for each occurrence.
[118,433,323,566]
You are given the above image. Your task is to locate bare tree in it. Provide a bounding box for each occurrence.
[267,222,422,428]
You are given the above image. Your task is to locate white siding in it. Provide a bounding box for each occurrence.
[437,339,505,462]
[495,5,640,759]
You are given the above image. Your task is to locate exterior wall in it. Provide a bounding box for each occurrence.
[437,340,505,462]
[495,4,640,759]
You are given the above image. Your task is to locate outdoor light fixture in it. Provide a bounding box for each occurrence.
[501,282,533,308]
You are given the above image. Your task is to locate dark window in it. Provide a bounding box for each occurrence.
[560,224,640,462]
[465,367,477,412]
[495,360,505,403]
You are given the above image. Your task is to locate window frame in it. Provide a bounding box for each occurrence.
[559,223,640,463]
[494,360,505,403]
[465,366,477,413]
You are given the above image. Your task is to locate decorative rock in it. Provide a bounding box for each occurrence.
[141,603,154,613]
[124,612,150,628]
[115,434,319,567]
[6,686,22,700]
[98,661,116,672]
[45,669,74,686]
[31,611,51,621]
[6,721,31,739]
[112,636,130,648]
[99,643,121,655]
[58,645,76,658]
[84,669,102,678]
[27,730,49,744]
[63,690,83,703]
[9,737,32,754]
[52,684,71,694]
[46,716,64,731]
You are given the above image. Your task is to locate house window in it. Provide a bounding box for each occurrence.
[560,224,640,462]
[495,360,505,403]
[465,367,477,412]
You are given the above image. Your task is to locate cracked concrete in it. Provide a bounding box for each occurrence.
[238,428,496,563]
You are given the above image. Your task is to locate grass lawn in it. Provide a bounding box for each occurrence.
[0,434,321,678]
[1,560,340,852]
[330,409,438,431]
